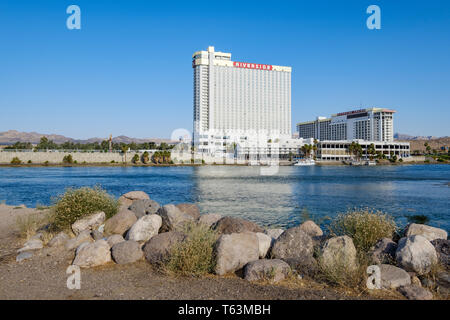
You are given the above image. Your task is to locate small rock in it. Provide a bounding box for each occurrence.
[72,240,112,268]
[411,275,421,286]
[157,204,194,232]
[299,220,323,237]
[143,231,186,265]
[264,228,284,240]
[176,203,201,220]
[16,252,33,262]
[406,223,447,241]
[398,284,433,300]
[111,240,143,264]
[213,216,263,235]
[255,232,272,258]
[129,199,161,218]
[91,230,104,240]
[47,232,69,247]
[320,235,358,272]
[376,264,411,289]
[126,214,162,242]
[104,209,137,236]
[244,259,291,283]
[106,234,125,247]
[17,239,43,253]
[30,232,43,240]
[71,212,106,235]
[369,238,398,264]
[197,213,222,228]
[65,230,93,251]
[270,226,313,260]
[396,235,438,275]
[214,232,259,275]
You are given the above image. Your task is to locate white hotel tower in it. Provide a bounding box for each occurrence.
[192,46,301,158]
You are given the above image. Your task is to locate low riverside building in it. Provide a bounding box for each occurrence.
[297,108,395,142]
[317,140,411,161]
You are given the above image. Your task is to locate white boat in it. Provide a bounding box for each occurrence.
[294,159,316,166]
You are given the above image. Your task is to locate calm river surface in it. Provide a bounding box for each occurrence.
[0,165,448,231]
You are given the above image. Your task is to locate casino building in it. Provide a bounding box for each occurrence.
[192,46,301,159]
[296,108,395,142]
[296,108,411,161]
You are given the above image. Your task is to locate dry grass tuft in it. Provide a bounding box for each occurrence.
[328,208,397,253]
[164,222,219,277]
[15,213,49,240]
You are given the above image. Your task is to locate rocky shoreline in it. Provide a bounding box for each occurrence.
[2,191,449,300]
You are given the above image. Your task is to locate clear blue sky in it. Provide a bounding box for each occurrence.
[1,0,449,139]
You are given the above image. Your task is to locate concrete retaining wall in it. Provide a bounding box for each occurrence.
[0,151,128,164]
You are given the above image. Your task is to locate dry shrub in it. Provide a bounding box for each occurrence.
[50,186,119,231]
[164,222,218,276]
[328,208,396,253]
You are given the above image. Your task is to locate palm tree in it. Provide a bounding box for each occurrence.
[301,144,313,159]
[367,143,376,160]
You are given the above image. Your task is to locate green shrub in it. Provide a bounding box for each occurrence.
[132,154,140,164]
[27,160,32,164]
[62,154,73,164]
[11,157,21,165]
[164,222,218,276]
[44,160,49,166]
[50,186,119,231]
[328,208,396,253]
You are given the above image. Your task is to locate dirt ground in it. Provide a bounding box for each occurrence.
[0,204,402,300]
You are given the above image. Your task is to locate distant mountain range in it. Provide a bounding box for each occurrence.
[0,130,177,145]
[394,133,447,140]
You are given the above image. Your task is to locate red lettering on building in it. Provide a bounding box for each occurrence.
[233,61,273,71]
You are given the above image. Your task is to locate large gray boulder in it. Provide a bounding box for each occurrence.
[320,235,358,272]
[214,232,259,275]
[104,209,137,236]
[72,240,112,268]
[65,230,93,251]
[126,214,162,242]
[176,203,201,220]
[143,231,186,265]
[396,235,438,275]
[256,232,272,258]
[284,256,318,278]
[270,226,313,260]
[47,232,69,247]
[299,220,323,237]
[244,259,291,283]
[198,213,222,228]
[405,223,447,241]
[264,228,284,240]
[118,191,150,206]
[111,240,143,264]
[106,234,125,247]
[213,216,263,235]
[375,264,411,289]
[369,238,398,264]
[157,204,195,232]
[129,199,161,218]
[430,239,449,270]
[398,284,433,300]
[71,211,105,235]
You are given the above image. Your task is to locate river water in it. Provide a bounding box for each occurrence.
[0,165,448,231]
